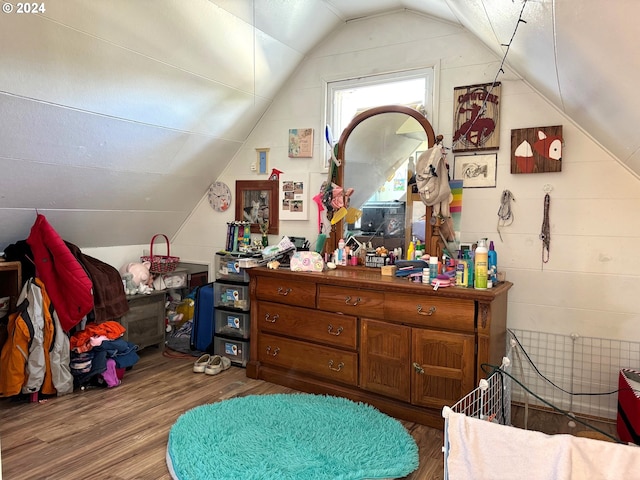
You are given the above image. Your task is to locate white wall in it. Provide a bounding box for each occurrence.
[173,11,640,343]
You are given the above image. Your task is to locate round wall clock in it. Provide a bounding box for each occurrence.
[208,182,232,212]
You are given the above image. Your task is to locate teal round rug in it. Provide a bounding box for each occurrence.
[166,393,419,480]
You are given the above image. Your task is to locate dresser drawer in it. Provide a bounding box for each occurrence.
[256,301,357,350]
[258,333,358,386]
[255,276,316,307]
[384,293,475,332]
[317,285,384,319]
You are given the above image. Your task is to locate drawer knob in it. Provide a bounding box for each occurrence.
[327,324,344,336]
[344,295,361,306]
[328,360,344,372]
[266,346,280,357]
[416,304,436,316]
[277,286,292,296]
[264,313,279,323]
[413,362,425,374]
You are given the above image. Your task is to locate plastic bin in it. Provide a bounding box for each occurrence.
[215,253,250,283]
[214,337,249,367]
[214,282,250,311]
[215,309,250,339]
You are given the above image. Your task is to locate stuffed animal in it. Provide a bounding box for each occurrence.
[122,273,138,296]
[119,261,153,294]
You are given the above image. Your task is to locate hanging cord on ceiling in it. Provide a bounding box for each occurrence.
[497,189,515,242]
[540,193,550,266]
[450,0,529,151]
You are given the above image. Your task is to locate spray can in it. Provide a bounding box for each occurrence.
[474,238,489,290]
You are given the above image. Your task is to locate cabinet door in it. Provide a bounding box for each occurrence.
[360,319,411,402]
[411,329,474,409]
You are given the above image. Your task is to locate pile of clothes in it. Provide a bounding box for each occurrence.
[70,321,139,389]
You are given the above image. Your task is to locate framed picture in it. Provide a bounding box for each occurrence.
[288,128,314,158]
[235,180,279,234]
[453,153,497,188]
[256,148,269,175]
[279,173,309,220]
[511,125,563,174]
[452,82,501,152]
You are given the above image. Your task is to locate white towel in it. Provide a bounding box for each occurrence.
[446,411,640,480]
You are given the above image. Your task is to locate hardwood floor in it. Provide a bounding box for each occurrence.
[0,347,445,480]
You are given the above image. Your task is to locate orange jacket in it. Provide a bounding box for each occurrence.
[0,278,68,397]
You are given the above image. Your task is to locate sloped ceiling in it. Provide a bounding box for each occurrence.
[0,0,637,250]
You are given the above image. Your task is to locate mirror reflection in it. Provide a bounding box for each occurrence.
[336,105,436,256]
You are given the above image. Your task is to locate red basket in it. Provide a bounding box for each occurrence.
[141,234,180,273]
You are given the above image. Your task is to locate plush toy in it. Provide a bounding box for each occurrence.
[119,261,153,294]
[122,273,138,296]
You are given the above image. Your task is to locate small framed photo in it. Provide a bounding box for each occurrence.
[453,153,497,188]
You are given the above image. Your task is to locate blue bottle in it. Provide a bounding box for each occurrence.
[488,241,498,285]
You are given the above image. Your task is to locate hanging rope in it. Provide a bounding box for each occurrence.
[497,189,515,242]
[540,193,551,265]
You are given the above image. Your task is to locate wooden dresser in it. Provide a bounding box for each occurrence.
[247,267,511,429]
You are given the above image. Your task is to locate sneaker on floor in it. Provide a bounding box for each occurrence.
[193,354,211,373]
[205,355,223,376]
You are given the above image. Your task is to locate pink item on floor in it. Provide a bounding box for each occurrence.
[102,358,121,388]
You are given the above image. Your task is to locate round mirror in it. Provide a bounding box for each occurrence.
[332,105,436,256]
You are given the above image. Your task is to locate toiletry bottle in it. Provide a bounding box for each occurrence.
[465,250,474,288]
[429,256,439,283]
[407,241,415,261]
[488,240,498,285]
[456,250,468,287]
[474,238,489,290]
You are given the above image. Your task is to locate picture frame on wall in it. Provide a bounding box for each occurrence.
[279,173,309,220]
[288,128,314,158]
[452,82,501,152]
[235,180,279,234]
[453,153,497,188]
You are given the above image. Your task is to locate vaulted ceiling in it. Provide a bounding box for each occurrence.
[1,0,637,249]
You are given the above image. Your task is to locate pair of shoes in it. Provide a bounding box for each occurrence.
[205,355,233,375]
[193,354,211,373]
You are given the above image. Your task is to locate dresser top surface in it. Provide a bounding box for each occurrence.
[248,266,511,301]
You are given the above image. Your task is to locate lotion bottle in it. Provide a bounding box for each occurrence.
[474,238,489,290]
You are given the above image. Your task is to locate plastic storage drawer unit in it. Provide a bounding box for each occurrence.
[215,309,250,339]
[214,337,250,367]
[214,282,250,311]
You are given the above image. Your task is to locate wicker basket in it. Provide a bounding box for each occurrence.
[141,234,180,273]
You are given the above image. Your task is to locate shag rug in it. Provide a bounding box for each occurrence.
[166,393,419,480]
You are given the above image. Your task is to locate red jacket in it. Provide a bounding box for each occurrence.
[27,214,94,331]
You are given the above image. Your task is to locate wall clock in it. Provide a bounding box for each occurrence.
[208,182,232,212]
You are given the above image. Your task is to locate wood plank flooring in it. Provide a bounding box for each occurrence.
[0,347,445,480]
